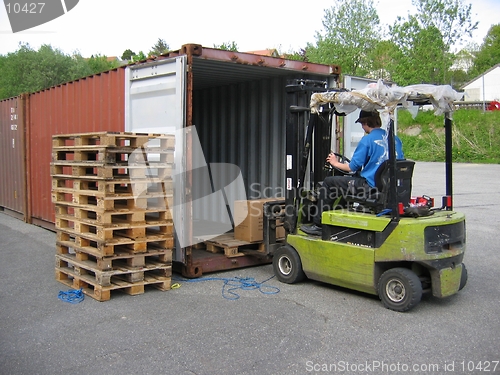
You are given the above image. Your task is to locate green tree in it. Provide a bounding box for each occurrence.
[305,0,381,76]
[470,24,500,76]
[367,40,400,80]
[213,41,238,51]
[283,48,307,62]
[388,0,478,85]
[149,38,169,56]
[0,43,121,99]
[0,43,91,99]
[412,0,478,49]
[86,54,120,74]
[131,51,147,62]
[390,18,452,85]
[121,49,136,61]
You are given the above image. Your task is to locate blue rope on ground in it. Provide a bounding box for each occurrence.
[173,275,280,300]
[58,288,84,304]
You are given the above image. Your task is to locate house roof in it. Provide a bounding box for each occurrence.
[245,49,282,58]
[462,63,500,89]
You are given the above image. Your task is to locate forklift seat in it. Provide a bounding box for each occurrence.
[345,159,415,212]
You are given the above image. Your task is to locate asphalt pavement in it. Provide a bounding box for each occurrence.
[0,162,499,375]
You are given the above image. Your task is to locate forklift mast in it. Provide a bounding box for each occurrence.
[284,79,333,234]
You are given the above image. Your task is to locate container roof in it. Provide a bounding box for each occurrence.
[179,44,341,90]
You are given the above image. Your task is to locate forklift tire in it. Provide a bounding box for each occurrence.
[273,245,305,284]
[459,263,468,291]
[378,268,422,312]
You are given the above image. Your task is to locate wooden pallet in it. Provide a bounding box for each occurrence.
[50,162,173,180]
[56,252,171,285]
[52,131,175,149]
[57,245,172,270]
[52,192,174,212]
[55,211,173,230]
[56,230,174,257]
[199,233,266,258]
[55,205,172,225]
[55,266,171,302]
[55,215,173,241]
[52,176,173,196]
[52,146,174,164]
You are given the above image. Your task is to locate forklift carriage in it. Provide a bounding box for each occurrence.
[264,79,467,312]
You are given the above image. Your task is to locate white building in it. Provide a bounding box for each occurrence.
[462,64,500,101]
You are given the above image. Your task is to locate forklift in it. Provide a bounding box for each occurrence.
[263,79,467,312]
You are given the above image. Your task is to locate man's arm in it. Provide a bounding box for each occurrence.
[327,153,352,172]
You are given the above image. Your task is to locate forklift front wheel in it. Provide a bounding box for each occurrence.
[378,268,422,312]
[273,245,305,284]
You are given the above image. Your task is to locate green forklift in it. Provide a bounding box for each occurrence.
[265,80,467,312]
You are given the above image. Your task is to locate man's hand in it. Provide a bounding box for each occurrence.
[326,152,338,166]
[326,152,351,173]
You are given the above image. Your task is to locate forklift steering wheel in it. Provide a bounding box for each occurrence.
[327,152,355,176]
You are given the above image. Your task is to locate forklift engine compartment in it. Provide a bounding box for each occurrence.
[271,79,467,312]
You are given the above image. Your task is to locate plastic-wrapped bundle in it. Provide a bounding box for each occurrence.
[310,80,463,116]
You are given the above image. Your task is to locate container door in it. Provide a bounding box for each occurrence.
[125,56,187,263]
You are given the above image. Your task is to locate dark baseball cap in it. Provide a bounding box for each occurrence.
[355,110,379,123]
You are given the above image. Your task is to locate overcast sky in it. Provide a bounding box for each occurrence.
[0,0,497,58]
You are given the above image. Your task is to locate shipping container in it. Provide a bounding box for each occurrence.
[28,67,126,229]
[125,44,341,276]
[0,95,28,220]
[1,44,340,276]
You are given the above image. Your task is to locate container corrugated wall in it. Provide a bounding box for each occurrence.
[0,95,28,220]
[28,68,126,228]
[192,77,287,222]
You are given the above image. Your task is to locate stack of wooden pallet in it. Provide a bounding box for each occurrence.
[51,132,175,301]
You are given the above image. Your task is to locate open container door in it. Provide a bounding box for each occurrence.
[125,56,187,263]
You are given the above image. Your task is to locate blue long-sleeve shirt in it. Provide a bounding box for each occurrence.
[348,128,404,187]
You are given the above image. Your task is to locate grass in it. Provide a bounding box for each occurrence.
[396,108,500,163]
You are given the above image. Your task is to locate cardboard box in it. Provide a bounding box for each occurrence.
[234,198,285,242]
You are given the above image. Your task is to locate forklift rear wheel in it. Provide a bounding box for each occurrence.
[378,268,422,312]
[459,263,468,291]
[273,245,305,284]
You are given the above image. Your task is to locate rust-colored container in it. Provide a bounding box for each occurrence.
[3,44,341,277]
[0,95,28,220]
[28,68,126,229]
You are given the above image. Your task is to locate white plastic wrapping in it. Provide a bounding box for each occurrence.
[310,80,464,116]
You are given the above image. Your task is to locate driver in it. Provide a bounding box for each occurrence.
[301,110,404,236]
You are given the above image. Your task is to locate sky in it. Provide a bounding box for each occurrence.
[0,0,498,58]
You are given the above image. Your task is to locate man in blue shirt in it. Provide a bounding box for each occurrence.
[301,110,404,236]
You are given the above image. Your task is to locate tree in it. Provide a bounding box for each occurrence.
[411,0,478,49]
[121,49,136,61]
[388,0,476,85]
[305,0,381,76]
[390,17,452,85]
[366,40,400,80]
[149,38,169,56]
[86,54,120,74]
[0,43,120,99]
[470,24,500,76]
[0,43,91,99]
[283,48,308,62]
[213,41,238,51]
[131,51,147,62]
